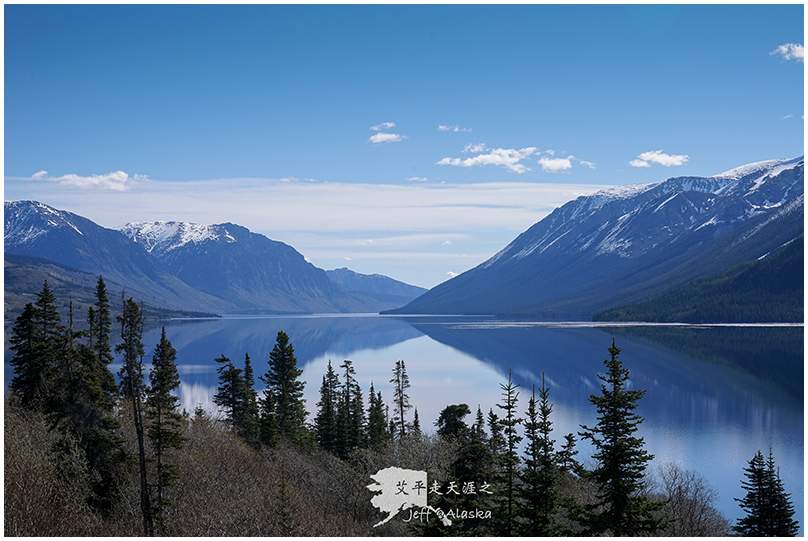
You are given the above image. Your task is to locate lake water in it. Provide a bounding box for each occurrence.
[4,314,803,532]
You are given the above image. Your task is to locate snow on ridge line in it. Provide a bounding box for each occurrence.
[118,220,228,253]
[713,156,803,180]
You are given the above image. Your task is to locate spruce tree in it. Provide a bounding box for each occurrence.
[315,360,340,453]
[436,403,471,440]
[239,353,261,446]
[365,382,390,449]
[9,303,44,407]
[492,370,522,536]
[146,328,187,534]
[390,359,412,439]
[212,354,245,428]
[12,281,67,408]
[260,331,308,445]
[556,432,582,475]
[116,295,152,536]
[734,449,799,536]
[336,359,364,455]
[578,338,666,536]
[519,377,565,536]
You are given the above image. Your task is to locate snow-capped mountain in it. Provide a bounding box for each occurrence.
[5,202,417,316]
[4,201,233,313]
[117,221,396,313]
[388,156,804,319]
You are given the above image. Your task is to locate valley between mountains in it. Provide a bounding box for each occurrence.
[4,156,803,324]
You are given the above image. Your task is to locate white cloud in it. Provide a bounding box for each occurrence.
[442,240,452,245]
[446,271,459,279]
[438,124,472,132]
[5,175,607,288]
[538,156,573,173]
[371,121,396,131]
[438,147,538,174]
[368,132,406,144]
[407,176,428,182]
[462,143,487,153]
[30,170,142,190]
[579,159,596,169]
[280,176,317,183]
[783,114,793,120]
[771,43,804,62]
[629,150,689,168]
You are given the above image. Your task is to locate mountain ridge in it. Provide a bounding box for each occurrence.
[386,156,804,320]
[5,202,423,316]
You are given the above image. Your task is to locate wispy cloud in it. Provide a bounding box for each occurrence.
[27,170,144,190]
[371,121,396,131]
[629,150,689,168]
[368,132,406,144]
[537,154,597,173]
[438,146,538,174]
[771,43,804,62]
[462,143,487,153]
[538,156,573,173]
[368,121,406,144]
[406,176,428,182]
[5,175,606,288]
[438,124,472,133]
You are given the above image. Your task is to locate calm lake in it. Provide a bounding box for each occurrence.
[5,314,803,531]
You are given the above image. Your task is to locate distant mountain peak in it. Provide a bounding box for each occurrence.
[5,200,85,246]
[118,221,240,256]
[390,155,804,319]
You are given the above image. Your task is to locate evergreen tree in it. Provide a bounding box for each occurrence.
[556,432,582,475]
[365,382,390,449]
[11,282,67,408]
[487,408,504,460]
[734,449,800,536]
[578,338,666,536]
[492,370,522,536]
[238,353,261,446]
[146,328,187,534]
[116,295,152,536]
[472,405,486,441]
[417,403,476,536]
[89,277,114,366]
[435,403,471,440]
[10,281,125,511]
[339,359,365,453]
[9,302,44,407]
[212,354,245,427]
[57,299,125,512]
[519,377,565,536]
[411,408,421,436]
[390,359,412,439]
[315,360,340,453]
[259,331,308,445]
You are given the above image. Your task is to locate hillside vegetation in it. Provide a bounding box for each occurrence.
[594,236,803,323]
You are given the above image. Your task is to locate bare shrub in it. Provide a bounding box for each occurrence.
[653,462,732,536]
[4,399,104,536]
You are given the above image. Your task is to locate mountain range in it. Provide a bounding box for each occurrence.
[5,155,803,323]
[386,156,804,320]
[4,203,425,318]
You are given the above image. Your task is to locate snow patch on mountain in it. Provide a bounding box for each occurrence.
[4,200,85,246]
[118,221,235,254]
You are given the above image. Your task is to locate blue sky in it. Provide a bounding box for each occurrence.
[5,4,804,288]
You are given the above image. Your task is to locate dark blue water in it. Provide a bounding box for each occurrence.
[5,315,803,532]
